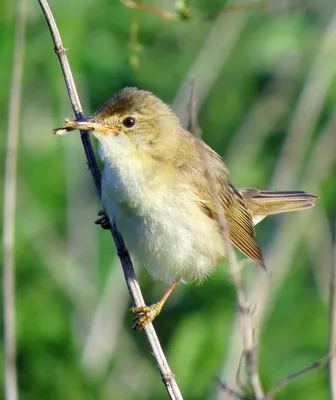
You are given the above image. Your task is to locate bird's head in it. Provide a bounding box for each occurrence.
[55,87,183,161]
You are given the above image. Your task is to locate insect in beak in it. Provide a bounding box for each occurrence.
[53,119,119,136]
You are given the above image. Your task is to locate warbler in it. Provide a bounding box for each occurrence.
[55,87,318,329]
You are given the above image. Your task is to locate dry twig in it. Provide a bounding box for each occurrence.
[214,376,253,400]
[36,1,183,398]
[219,7,336,391]
[187,84,264,399]
[188,81,335,399]
[265,350,336,400]
[220,107,336,398]
[3,1,26,399]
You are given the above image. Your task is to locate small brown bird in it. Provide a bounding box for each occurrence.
[55,87,318,329]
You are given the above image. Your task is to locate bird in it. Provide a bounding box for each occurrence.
[54,87,318,330]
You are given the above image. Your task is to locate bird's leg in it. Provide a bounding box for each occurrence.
[131,279,180,330]
[95,209,112,230]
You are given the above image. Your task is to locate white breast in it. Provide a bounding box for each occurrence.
[99,139,225,283]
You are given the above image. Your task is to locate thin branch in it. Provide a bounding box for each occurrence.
[219,7,336,388]
[266,350,336,400]
[221,109,336,398]
[36,1,183,399]
[235,351,252,395]
[214,376,253,400]
[330,222,336,398]
[3,1,26,399]
[187,83,264,399]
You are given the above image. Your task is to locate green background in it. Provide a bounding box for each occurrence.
[1,0,336,399]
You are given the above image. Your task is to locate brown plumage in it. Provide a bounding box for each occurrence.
[54,87,319,329]
[55,87,318,273]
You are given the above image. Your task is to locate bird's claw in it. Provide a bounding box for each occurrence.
[95,210,112,230]
[130,302,163,330]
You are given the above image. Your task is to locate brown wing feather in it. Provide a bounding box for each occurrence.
[223,185,265,269]
[184,140,265,269]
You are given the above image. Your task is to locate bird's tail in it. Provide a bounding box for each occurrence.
[238,188,318,225]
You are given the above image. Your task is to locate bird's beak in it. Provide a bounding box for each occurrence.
[53,119,119,136]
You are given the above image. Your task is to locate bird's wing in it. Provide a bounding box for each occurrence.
[223,184,265,268]
[184,141,265,269]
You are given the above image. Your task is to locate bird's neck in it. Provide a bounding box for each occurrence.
[98,136,175,196]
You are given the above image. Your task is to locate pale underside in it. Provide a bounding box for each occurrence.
[99,137,227,284]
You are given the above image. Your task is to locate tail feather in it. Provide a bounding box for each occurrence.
[238,188,318,225]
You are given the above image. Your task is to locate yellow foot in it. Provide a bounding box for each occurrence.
[130,301,163,330]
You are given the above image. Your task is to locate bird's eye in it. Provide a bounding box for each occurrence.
[122,117,136,128]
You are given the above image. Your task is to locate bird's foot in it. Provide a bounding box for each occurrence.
[95,210,111,230]
[130,301,164,330]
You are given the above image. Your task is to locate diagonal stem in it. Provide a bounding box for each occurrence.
[36,1,183,398]
[187,83,264,399]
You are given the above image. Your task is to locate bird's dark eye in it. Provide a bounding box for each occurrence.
[122,117,136,128]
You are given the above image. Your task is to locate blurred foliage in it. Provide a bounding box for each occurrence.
[1,0,336,399]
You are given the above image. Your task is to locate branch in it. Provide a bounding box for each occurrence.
[219,99,336,397]
[214,376,253,400]
[3,0,26,399]
[266,350,336,399]
[187,83,264,399]
[36,1,183,398]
